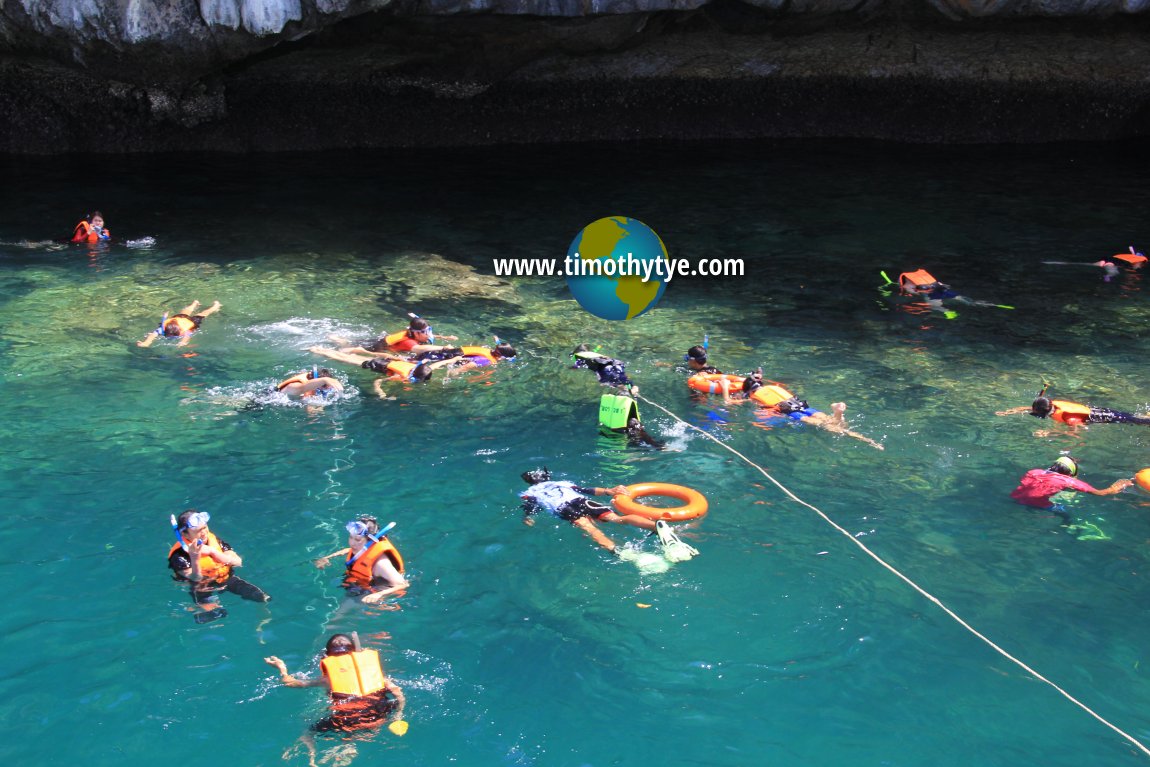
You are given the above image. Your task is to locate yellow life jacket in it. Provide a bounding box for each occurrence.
[385,329,411,347]
[167,315,197,336]
[749,384,794,408]
[386,360,417,379]
[321,649,386,698]
[460,346,498,363]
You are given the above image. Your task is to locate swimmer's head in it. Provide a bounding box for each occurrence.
[1050,456,1079,477]
[494,343,517,360]
[743,368,764,394]
[1030,396,1053,418]
[177,508,211,533]
[408,317,431,339]
[308,367,333,380]
[776,397,808,414]
[325,634,356,656]
[411,363,434,382]
[162,320,183,337]
[346,516,379,539]
[521,467,552,485]
[684,345,707,365]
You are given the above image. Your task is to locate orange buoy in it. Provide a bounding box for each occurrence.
[613,483,708,521]
[1135,469,1150,493]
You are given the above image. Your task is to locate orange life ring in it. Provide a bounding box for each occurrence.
[687,373,744,395]
[612,483,708,521]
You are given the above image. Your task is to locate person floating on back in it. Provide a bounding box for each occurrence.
[138,300,222,348]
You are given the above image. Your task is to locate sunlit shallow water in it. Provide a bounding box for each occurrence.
[3,142,1150,766]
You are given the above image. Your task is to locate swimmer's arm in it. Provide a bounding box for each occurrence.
[315,548,351,568]
[264,657,326,688]
[136,331,159,348]
[373,379,390,399]
[579,485,630,497]
[362,559,409,603]
[806,416,884,450]
[995,406,1031,416]
[385,678,406,720]
[175,335,192,348]
[522,499,540,525]
[1090,478,1134,496]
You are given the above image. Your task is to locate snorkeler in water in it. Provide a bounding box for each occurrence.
[571,344,632,387]
[884,269,1012,318]
[330,315,459,356]
[723,369,884,450]
[276,367,345,400]
[71,211,111,243]
[996,388,1150,435]
[137,300,222,348]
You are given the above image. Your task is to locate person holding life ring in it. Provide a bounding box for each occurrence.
[519,467,655,554]
[264,633,407,766]
[137,300,222,347]
[70,211,111,243]
[996,387,1150,435]
[314,517,409,605]
[1010,456,1133,526]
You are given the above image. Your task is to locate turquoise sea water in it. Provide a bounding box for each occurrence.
[3,142,1150,766]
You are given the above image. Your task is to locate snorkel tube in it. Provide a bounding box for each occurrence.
[170,514,186,551]
[155,312,169,336]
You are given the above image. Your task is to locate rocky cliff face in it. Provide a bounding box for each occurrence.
[2,0,1149,151]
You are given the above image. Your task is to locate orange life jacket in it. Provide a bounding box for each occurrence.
[749,383,795,408]
[166,315,197,336]
[321,649,387,698]
[898,269,939,292]
[168,530,231,583]
[384,329,411,348]
[1049,399,1091,424]
[344,539,405,589]
[1112,251,1148,266]
[460,346,498,364]
[71,220,109,243]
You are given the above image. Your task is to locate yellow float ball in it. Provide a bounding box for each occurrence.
[1135,469,1150,493]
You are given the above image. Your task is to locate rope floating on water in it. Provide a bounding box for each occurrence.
[637,392,1150,759]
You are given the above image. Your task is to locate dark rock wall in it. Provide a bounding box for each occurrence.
[2,0,1150,151]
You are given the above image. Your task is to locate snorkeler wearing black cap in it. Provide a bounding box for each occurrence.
[997,389,1150,435]
[264,632,407,761]
[520,468,656,553]
[683,345,722,374]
